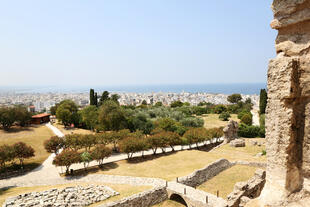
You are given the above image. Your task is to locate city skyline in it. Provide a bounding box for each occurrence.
[0,1,276,86]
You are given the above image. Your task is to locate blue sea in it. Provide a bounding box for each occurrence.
[0,83,266,95]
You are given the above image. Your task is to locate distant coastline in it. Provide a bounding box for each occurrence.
[0,83,266,95]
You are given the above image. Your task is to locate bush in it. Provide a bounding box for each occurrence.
[238,124,261,138]
[219,112,231,121]
[91,145,112,165]
[259,126,265,138]
[206,127,224,138]
[44,136,65,155]
[180,117,204,128]
[241,114,253,126]
[213,105,227,114]
[53,149,80,174]
[170,101,184,108]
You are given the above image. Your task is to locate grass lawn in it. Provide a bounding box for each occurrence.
[154,200,186,207]
[91,138,265,181]
[53,121,93,135]
[0,182,151,206]
[197,165,258,198]
[0,125,54,171]
[201,114,239,129]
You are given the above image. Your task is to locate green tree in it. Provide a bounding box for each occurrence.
[170,101,183,108]
[180,117,204,128]
[259,89,268,114]
[0,107,16,131]
[0,145,15,171]
[111,94,120,104]
[90,89,95,106]
[184,127,208,149]
[80,134,97,152]
[80,105,98,130]
[156,118,177,132]
[56,100,78,127]
[53,149,80,174]
[141,100,147,105]
[44,136,64,155]
[213,105,227,114]
[91,145,112,165]
[80,151,92,170]
[98,100,127,131]
[13,142,35,168]
[94,92,98,106]
[227,94,242,104]
[119,137,148,159]
[99,91,110,106]
[14,106,32,127]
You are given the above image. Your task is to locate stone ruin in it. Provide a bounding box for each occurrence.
[223,120,239,144]
[254,0,310,206]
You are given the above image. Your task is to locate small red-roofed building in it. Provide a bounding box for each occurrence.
[31,113,51,125]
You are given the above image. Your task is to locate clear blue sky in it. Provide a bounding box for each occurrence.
[0,0,276,87]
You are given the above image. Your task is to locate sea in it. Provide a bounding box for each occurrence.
[0,83,266,95]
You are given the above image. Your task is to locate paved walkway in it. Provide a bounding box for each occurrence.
[251,106,260,126]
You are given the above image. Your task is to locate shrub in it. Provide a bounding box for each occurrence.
[180,117,204,128]
[170,101,183,108]
[219,112,231,121]
[13,142,35,168]
[206,127,224,138]
[91,145,112,165]
[156,118,178,132]
[64,134,83,151]
[238,124,261,138]
[44,136,65,155]
[259,126,266,138]
[241,114,253,126]
[213,105,227,114]
[53,149,80,174]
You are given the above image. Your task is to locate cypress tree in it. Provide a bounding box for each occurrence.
[94,92,98,106]
[99,91,109,106]
[259,89,267,114]
[90,89,95,105]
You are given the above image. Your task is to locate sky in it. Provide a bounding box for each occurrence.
[0,0,276,87]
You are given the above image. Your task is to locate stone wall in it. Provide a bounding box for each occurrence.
[259,0,310,206]
[100,186,168,207]
[178,159,233,187]
[227,169,266,207]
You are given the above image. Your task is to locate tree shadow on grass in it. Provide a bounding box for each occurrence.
[197,141,223,152]
[0,186,16,196]
[126,151,177,164]
[64,162,119,177]
[0,162,41,180]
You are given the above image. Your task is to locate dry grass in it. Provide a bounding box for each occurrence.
[197,165,258,198]
[201,114,239,129]
[93,138,265,181]
[154,200,186,207]
[0,182,151,206]
[0,125,54,168]
[53,121,93,135]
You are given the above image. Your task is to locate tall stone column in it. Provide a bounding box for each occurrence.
[259,0,310,206]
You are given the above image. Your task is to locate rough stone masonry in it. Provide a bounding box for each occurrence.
[258,0,310,206]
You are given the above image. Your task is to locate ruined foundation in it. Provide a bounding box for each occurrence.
[258,0,310,206]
